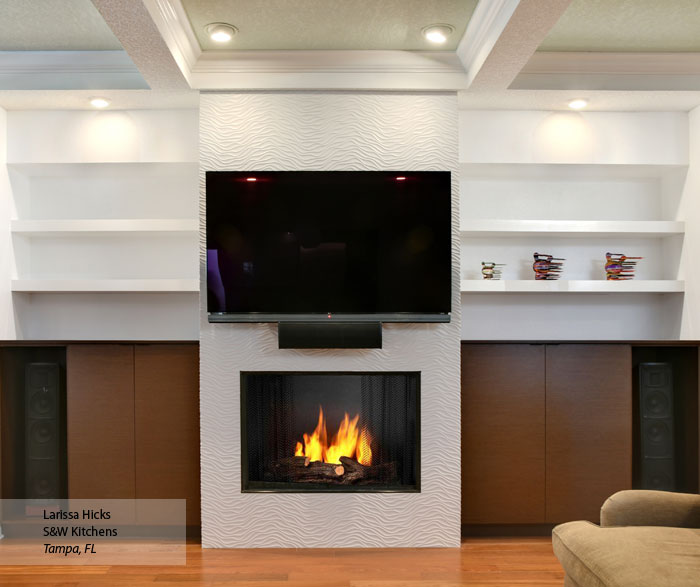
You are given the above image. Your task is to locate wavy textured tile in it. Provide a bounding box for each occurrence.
[199,92,461,548]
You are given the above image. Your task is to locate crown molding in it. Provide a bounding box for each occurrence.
[91,0,190,90]
[190,51,468,90]
[512,51,700,91]
[522,52,700,75]
[142,0,201,80]
[457,0,573,90]
[0,52,148,90]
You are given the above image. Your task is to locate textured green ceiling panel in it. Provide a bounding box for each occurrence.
[0,0,122,51]
[540,0,700,52]
[182,0,477,51]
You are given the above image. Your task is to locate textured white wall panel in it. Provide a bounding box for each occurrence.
[199,92,460,547]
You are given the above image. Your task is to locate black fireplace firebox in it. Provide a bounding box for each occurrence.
[241,372,419,492]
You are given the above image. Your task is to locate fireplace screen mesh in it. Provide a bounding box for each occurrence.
[242,372,419,492]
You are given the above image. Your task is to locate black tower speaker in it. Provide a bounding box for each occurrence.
[25,363,62,500]
[639,362,675,491]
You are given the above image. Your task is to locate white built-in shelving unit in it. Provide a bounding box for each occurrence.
[1,110,200,340]
[459,111,691,340]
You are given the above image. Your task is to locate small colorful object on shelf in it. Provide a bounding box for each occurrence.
[481,262,505,280]
[533,252,565,280]
[605,252,643,280]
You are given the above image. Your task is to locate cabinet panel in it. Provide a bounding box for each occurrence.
[546,344,632,524]
[134,344,200,526]
[67,345,135,498]
[462,344,546,524]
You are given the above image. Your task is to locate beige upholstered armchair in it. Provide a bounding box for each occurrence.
[552,490,700,587]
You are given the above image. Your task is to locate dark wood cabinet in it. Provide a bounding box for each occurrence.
[461,343,633,526]
[67,345,135,498]
[461,344,545,524]
[545,344,632,523]
[134,344,200,526]
[67,344,200,525]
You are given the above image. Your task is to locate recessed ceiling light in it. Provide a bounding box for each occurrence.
[89,97,110,109]
[422,24,454,44]
[206,22,237,43]
[568,99,588,110]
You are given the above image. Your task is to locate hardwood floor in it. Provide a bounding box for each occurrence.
[0,538,564,586]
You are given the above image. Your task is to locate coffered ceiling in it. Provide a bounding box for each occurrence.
[1,0,700,111]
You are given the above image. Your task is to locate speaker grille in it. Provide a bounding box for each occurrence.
[639,363,675,491]
[24,363,61,500]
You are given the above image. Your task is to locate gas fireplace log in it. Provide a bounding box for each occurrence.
[270,457,347,483]
[338,456,397,484]
[269,456,398,485]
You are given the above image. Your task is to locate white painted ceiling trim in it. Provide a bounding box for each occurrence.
[0,51,148,90]
[91,0,190,90]
[523,52,700,75]
[460,0,573,90]
[142,0,201,79]
[513,51,700,91]
[190,51,468,90]
[456,0,520,87]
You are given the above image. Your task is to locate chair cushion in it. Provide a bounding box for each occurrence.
[553,521,700,587]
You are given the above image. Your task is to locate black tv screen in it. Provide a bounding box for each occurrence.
[206,171,451,322]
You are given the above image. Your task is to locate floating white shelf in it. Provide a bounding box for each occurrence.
[7,162,199,177]
[460,162,687,180]
[11,219,199,236]
[11,279,199,293]
[460,280,685,293]
[460,219,685,238]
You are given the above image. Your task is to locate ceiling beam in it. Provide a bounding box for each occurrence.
[90,0,190,89]
[457,0,572,90]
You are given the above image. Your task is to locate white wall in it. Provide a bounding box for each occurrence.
[7,110,198,163]
[678,106,700,339]
[0,106,18,339]
[199,92,461,548]
[460,110,690,341]
[460,111,688,165]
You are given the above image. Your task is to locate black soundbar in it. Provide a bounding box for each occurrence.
[278,322,382,349]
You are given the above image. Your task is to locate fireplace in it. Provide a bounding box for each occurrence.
[241,372,419,492]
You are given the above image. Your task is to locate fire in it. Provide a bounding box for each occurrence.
[294,406,372,466]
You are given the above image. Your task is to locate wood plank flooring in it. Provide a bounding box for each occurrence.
[0,538,565,586]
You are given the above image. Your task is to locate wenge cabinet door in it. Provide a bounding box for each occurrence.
[135,344,200,526]
[545,344,632,524]
[462,344,546,524]
[67,345,135,498]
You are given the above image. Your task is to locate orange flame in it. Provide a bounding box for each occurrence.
[294,406,372,465]
[357,428,373,466]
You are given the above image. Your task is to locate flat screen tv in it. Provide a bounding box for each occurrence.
[206,170,451,322]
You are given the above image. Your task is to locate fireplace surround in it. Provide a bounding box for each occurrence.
[199,92,461,547]
[242,372,419,492]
